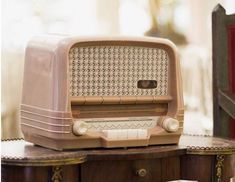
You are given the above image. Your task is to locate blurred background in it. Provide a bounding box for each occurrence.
[2,0,235,139]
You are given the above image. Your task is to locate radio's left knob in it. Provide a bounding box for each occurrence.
[73,121,88,135]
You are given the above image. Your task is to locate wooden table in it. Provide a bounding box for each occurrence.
[2,135,235,182]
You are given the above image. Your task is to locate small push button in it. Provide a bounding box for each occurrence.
[103,129,148,140]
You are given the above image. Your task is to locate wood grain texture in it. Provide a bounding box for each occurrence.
[81,159,162,182]
[61,165,80,182]
[2,135,235,165]
[180,155,213,182]
[1,139,86,166]
[222,154,235,181]
[212,4,228,137]
[161,157,180,181]
[2,135,235,182]
[81,157,181,182]
[85,145,185,161]
[1,166,50,182]
[212,4,235,138]
[1,165,80,182]
[228,23,235,93]
[228,24,235,139]
[218,90,235,119]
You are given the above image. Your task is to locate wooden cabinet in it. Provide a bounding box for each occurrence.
[81,157,181,182]
[81,159,162,182]
[2,135,235,182]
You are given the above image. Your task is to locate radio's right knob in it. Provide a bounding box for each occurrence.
[73,121,88,135]
[162,118,179,132]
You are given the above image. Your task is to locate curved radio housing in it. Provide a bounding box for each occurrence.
[21,35,184,150]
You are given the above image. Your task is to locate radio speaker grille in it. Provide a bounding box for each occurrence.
[69,46,169,96]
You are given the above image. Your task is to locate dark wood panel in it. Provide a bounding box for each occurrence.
[222,154,235,181]
[212,4,228,137]
[1,165,80,182]
[228,24,235,93]
[61,165,80,182]
[81,159,162,182]
[212,4,235,138]
[85,145,185,161]
[161,156,180,181]
[180,155,213,182]
[1,165,50,182]
[219,109,230,137]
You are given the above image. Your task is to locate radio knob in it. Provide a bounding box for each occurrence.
[73,121,88,135]
[162,117,179,132]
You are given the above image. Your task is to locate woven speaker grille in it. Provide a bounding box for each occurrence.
[69,46,169,96]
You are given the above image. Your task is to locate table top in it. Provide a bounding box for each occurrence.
[2,135,235,166]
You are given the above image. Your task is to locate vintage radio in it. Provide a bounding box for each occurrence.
[21,35,184,150]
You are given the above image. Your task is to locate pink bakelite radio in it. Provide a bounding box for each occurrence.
[21,35,184,150]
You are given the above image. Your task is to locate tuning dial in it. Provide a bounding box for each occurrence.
[73,121,88,135]
[162,117,179,132]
